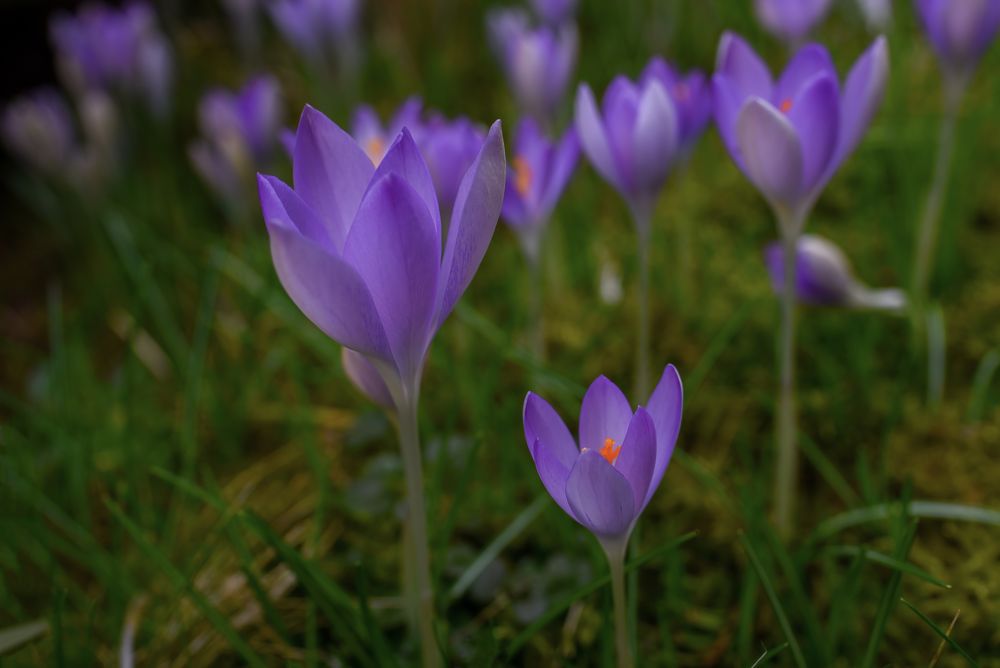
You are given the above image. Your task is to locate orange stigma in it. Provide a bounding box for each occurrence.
[779,98,793,114]
[365,136,386,165]
[599,437,622,465]
[514,155,533,197]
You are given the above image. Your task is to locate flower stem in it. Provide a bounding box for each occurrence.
[396,391,439,668]
[774,212,803,539]
[604,540,633,668]
[520,224,545,362]
[910,74,966,309]
[634,212,652,400]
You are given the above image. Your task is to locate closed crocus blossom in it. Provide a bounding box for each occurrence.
[524,366,683,668]
[916,0,1000,78]
[765,235,906,311]
[754,0,833,46]
[713,33,889,228]
[418,115,487,215]
[640,57,713,156]
[488,9,578,124]
[351,97,424,165]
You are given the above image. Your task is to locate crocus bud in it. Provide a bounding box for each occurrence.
[765,235,906,312]
[754,0,833,45]
[530,0,577,24]
[1,89,77,177]
[915,0,1000,79]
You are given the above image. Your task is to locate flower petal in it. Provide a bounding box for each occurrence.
[644,364,683,508]
[774,43,837,105]
[786,73,839,194]
[715,32,774,99]
[631,80,679,193]
[712,74,748,171]
[436,120,506,326]
[369,128,441,234]
[523,391,578,469]
[540,128,580,213]
[613,407,657,513]
[566,450,635,538]
[293,105,374,252]
[530,438,574,518]
[343,173,440,380]
[258,174,333,250]
[341,348,395,409]
[736,97,804,209]
[574,84,622,190]
[833,36,888,175]
[579,375,633,452]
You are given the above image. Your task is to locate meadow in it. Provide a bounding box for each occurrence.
[1,0,999,666]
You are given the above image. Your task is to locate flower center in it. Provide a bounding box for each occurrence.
[365,136,386,165]
[599,437,622,465]
[779,98,793,114]
[514,155,533,197]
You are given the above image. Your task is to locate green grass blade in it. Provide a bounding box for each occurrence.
[505,531,697,657]
[799,433,859,507]
[926,304,946,407]
[0,620,48,656]
[737,533,807,668]
[966,349,999,423]
[899,598,979,667]
[104,498,267,668]
[685,297,759,394]
[810,501,1000,542]
[861,519,918,668]
[750,642,789,667]
[825,545,950,589]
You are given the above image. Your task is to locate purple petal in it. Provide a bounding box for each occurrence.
[601,77,641,189]
[565,450,635,537]
[342,174,441,380]
[786,74,839,194]
[293,105,374,252]
[523,391,579,468]
[736,98,804,208]
[765,235,855,305]
[644,364,683,508]
[631,80,679,193]
[368,128,441,234]
[341,348,395,409]
[833,36,888,176]
[501,175,530,228]
[575,84,622,191]
[435,120,506,326]
[530,438,574,517]
[613,407,657,513]
[579,375,633,452]
[715,32,774,99]
[712,74,748,171]
[539,128,580,213]
[774,44,837,105]
[258,174,333,250]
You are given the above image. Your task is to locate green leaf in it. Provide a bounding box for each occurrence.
[860,519,918,668]
[811,501,1000,543]
[899,598,979,667]
[825,545,950,589]
[0,620,48,656]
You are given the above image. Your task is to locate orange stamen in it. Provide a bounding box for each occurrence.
[599,437,622,465]
[514,155,533,197]
[365,136,386,165]
[779,98,793,114]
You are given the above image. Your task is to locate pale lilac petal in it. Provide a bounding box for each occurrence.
[631,80,679,193]
[523,391,579,469]
[786,74,839,194]
[293,105,374,252]
[833,36,888,173]
[736,98,804,207]
[613,407,657,513]
[574,84,622,190]
[715,32,774,99]
[341,348,395,409]
[436,120,506,326]
[539,128,579,212]
[368,128,441,234]
[601,77,640,189]
[343,174,441,380]
[774,44,837,104]
[712,74,748,171]
[530,438,574,517]
[566,450,635,537]
[579,375,633,452]
[643,364,683,508]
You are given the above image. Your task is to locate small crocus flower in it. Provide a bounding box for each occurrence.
[488,9,578,124]
[190,76,283,208]
[268,0,360,67]
[713,33,889,228]
[530,0,577,24]
[2,89,77,178]
[258,106,505,391]
[49,2,173,116]
[754,0,833,46]
[765,235,907,311]
[418,114,487,216]
[639,57,713,157]
[915,0,1000,79]
[502,118,579,255]
[351,97,424,165]
[574,65,682,227]
[523,366,683,545]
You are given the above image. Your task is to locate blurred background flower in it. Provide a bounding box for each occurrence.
[754,0,833,47]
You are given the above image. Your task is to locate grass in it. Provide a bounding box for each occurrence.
[2,0,1000,665]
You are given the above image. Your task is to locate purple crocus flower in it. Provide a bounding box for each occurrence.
[523,366,683,545]
[488,9,578,124]
[418,114,488,216]
[502,118,579,255]
[268,0,360,66]
[530,0,577,24]
[2,89,77,178]
[351,97,424,165]
[49,2,172,116]
[190,76,283,207]
[765,235,906,311]
[915,0,1000,78]
[640,58,713,156]
[713,33,889,227]
[575,65,683,227]
[257,105,505,392]
[754,0,833,46]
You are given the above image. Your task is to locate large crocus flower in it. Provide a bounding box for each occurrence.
[351,97,424,165]
[418,114,487,216]
[713,33,889,228]
[488,8,578,124]
[640,57,713,157]
[915,0,1000,79]
[765,235,906,311]
[49,2,172,117]
[754,0,833,46]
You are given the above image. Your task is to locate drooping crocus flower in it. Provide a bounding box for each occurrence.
[488,8,578,124]
[915,0,1000,79]
[640,58,713,157]
[258,107,504,667]
[712,32,888,536]
[418,114,487,216]
[765,235,906,312]
[530,0,577,24]
[268,0,361,68]
[754,0,833,46]
[502,118,579,259]
[49,2,173,117]
[524,365,683,668]
[351,97,424,165]
[190,76,283,210]
[713,34,889,229]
